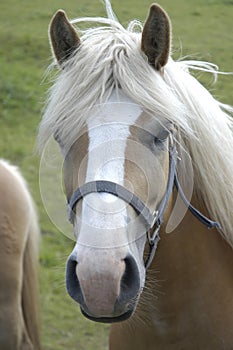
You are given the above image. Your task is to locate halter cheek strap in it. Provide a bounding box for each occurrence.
[67,139,220,270]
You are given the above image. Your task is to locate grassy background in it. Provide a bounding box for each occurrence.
[0,0,232,349]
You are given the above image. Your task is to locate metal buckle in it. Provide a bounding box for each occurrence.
[147,210,160,246]
[151,210,158,226]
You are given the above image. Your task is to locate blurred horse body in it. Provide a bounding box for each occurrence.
[0,160,40,350]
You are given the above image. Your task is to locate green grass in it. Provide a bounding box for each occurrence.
[0,1,232,349]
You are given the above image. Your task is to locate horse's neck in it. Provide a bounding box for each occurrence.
[142,198,233,347]
[110,196,233,350]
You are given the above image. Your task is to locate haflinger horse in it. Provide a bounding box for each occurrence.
[0,160,40,350]
[39,1,233,349]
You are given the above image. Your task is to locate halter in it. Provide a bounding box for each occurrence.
[67,135,220,269]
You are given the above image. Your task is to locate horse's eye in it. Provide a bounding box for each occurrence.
[154,129,169,145]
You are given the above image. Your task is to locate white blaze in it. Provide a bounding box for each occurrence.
[77,90,143,246]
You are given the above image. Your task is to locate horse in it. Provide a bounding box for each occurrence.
[0,160,40,350]
[39,2,233,349]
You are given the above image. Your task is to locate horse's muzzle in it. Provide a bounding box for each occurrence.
[66,250,141,323]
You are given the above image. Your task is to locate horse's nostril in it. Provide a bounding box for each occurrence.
[66,254,85,305]
[119,255,141,305]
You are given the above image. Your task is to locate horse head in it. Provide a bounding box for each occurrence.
[48,4,172,322]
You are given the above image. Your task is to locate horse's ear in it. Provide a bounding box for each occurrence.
[49,10,80,66]
[141,4,171,70]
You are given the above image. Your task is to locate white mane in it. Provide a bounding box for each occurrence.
[39,5,233,246]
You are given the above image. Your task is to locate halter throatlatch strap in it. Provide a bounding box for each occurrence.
[174,172,220,229]
[67,137,220,270]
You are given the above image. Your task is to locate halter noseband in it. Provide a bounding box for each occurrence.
[67,136,220,269]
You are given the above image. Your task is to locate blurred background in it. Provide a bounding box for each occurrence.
[0,0,232,349]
